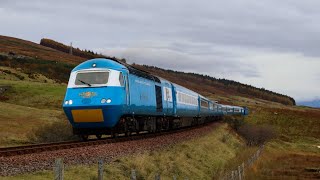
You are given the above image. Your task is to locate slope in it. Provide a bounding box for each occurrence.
[0,35,85,64]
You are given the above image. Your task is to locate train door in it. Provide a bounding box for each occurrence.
[124,73,130,106]
[197,96,201,117]
[171,84,177,116]
[163,84,173,115]
[122,72,130,113]
[155,85,163,112]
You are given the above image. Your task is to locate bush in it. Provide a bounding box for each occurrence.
[223,116,276,146]
[14,73,24,80]
[0,53,8,61]
[237,124,276,146]
[28,120,80,143]
[223,115,244,130]
[3,69,11,74]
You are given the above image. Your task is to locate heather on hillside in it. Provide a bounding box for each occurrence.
[0,53,74,83]
[40,38,126,63]
[0,36,295,106]
[134,64,296,106]
[0,35,85,64]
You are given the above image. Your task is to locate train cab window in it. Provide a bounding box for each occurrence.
[75,71,109,85]
[119,72,124,86]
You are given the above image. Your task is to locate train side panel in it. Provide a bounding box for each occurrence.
[128,74,162,116]
[173,84,199,117]
[199,96,211,117]
[160,79,174,116]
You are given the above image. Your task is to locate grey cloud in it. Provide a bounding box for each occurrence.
[3,0,320,57]
[99,42,260,78]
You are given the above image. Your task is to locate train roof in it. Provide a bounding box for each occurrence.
[172,83,199,96]
[73,58,161,83]
[72,58,126,72]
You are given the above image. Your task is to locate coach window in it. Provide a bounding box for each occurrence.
[201,99,209,108]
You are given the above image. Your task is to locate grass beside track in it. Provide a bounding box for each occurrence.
[2,123,246,180]
[0,69,72,146]
[0,101,66,147]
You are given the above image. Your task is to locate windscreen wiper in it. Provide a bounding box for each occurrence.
[77,79,91,87]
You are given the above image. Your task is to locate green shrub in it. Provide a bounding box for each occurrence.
[237,124,276,146]
[2,69,11,74]
[223,115,244,130]
[14,73,25,80]
[28,120,80,143]
[0,53,8,60]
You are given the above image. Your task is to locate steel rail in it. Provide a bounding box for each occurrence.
[0,122,216,157]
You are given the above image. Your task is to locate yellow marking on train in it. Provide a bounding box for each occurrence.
[71,109,104,123]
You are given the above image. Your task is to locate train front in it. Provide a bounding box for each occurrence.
[63,58,128,137]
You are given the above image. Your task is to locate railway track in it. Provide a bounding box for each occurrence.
[0,122,214,157]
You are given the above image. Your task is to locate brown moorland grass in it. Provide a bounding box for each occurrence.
[243,105,320,179]
[246,148,320,179]
[246,105,320,139]
[0,35,85,64]
[133,64,295,106]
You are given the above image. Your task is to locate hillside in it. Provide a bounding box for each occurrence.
[0,70,319,179]
[0,35,85,64]
[0,35,295,106]
[40,38,124,61]
[133,64,296,106]
[0,35,319,179]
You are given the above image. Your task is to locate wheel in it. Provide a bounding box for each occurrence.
[111,131,119,138]
[124,130,131,137]
[80,135,89,141]
[96,134,102,139]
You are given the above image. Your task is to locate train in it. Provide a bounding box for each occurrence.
[62,58,248,140]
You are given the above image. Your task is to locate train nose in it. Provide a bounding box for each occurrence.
[63,87,126,128]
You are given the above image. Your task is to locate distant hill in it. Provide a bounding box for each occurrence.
[40,38,126,63]
[0,35,85,64]
[133,64,296,106]
[0,35,295,106]
[297,99,320,108]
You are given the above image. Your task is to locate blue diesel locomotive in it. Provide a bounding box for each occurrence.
[63,58,248,140]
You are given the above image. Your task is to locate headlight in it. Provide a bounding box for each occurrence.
[101,98,106,104]
[106,99,112,103]
[69,100,73,105]
[65,100,69,105]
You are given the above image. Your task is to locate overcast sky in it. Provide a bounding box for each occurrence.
[1,0,320,101]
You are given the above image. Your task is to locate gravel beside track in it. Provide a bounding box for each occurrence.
[0,122,219,176]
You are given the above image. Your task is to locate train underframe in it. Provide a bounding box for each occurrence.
[73,115,223,141]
